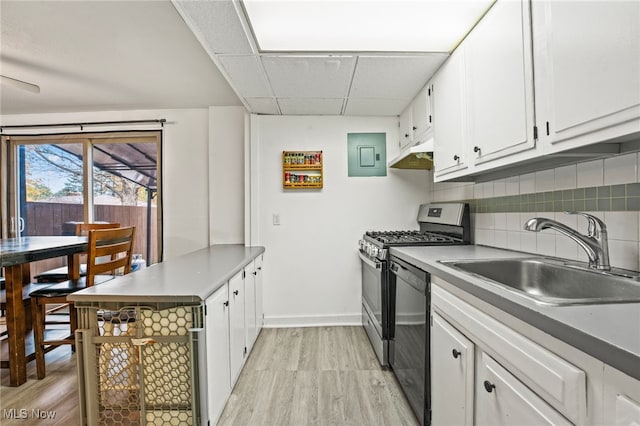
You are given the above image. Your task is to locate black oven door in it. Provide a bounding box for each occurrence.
[359,251,388,365]
[389,256,430,425]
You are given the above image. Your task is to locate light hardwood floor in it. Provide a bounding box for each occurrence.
[218,327,418,426]
[0,326,417,426]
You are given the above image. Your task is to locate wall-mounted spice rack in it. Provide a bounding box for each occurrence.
[282,150,323,189]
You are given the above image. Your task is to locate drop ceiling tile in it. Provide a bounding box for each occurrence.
[277,98,344,115]
[262,56,356,98]
[344,98,409,116]
[219,55,272,98]
[173,0,253,55]
[350,54,449,100]
[245,97,280,114]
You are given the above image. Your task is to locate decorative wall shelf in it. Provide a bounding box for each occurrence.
[282,150,323,189]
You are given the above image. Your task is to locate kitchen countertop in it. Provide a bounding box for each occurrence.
[68,244,265,303]
[390,245,640,381]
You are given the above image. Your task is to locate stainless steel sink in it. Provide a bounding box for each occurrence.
[441,258,640,305]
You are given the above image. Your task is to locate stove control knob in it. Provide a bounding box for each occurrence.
[371,246,378,257]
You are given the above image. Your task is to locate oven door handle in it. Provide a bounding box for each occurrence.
[359,251,382,270]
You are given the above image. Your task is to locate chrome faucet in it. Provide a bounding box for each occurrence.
[524,212,610,271]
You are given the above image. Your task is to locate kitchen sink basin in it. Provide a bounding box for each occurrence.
[441,258,640,305]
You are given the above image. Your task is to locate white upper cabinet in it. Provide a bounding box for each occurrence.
[434,46,468,178]
[399,104,414,149]
[412,84,434,143]
[533,0,640,152]
[465,0,536,167]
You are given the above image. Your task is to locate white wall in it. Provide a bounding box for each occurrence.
[209,106,246,244]
[0,108,212,259]
[252,115,431,327]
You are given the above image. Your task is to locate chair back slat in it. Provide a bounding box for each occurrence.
[75,222,120,236]
[86,227,135,287]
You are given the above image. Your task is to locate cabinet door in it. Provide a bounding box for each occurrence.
[533,0,640,150]
[465,0,535,165]
[412,85,433,142]
[476,351,572,426]
[433,47,468,177]
[603,365,640,426]
[255,255,264,334]
[431,313,474,426]
[244,263,257,352]
[399,105,414,149]
[228,270,245,385]
[205,284,231,424]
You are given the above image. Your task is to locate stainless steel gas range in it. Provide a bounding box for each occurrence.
[358,203,470,367]
[358,203,470,425]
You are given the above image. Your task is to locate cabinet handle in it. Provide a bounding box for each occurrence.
[404,133,410,138]
[473,146,480,153]
[252,271,257,276]
[412,126,417,131]
[233,290,239,296]
[453,155,460,161]
[483,380,496,393]
[223,301,229,307]
[452,349,461,359]
[257,267,262,270]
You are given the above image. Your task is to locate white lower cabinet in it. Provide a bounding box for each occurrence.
[204,256,264,425]
[244,261,257,353]
[228,270,246,384]
[431,279,588,425]
[254,255,264,335]
[205,283,231,425]
[475,351,572,425]
[603,365,640,425]
[431,312,474,426]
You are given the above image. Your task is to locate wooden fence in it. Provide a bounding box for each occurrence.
[25,202,158,275]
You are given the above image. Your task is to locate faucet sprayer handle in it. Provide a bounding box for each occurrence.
[565,211,606,237]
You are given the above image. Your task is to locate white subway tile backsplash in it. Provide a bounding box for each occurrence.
[604,153,637,186]
[576,159,604,188]
[506,232,521,251]
[429,155,640,273]
[474,183,483,199]
[482,181,494,199]
[493,179,506,197]
[494,213,507,231]
[494,230,508,249]
[520,173,536,194]
[520,232,537,254]
[553,211,578,229]
[555,236,579,261]
[535,169,555,192]
[536,232,556,257]
[475,213,495,230]
[603,211,639,242]
[554,164,577,190]
[608,240,639,270]
[506,213,522,231]
[475,229,495,247]
[505,176,519,196]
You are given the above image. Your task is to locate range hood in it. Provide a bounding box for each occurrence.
[388,138,434,169]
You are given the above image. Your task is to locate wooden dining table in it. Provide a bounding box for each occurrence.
[1,236,87,386]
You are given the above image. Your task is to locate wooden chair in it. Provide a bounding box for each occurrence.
[30,226,135,379]
[33,223,120,283]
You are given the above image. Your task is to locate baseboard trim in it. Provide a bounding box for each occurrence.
[263,313,362,328]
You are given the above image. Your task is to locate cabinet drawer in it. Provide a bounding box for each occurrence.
[476,351,572,425]
[432,284,586,424]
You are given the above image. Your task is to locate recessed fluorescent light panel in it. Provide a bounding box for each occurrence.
[242,0,495,52]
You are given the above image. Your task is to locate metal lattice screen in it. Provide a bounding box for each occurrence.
[76,303,203,426]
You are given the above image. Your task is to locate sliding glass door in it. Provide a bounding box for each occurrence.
[1,131,162,271]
